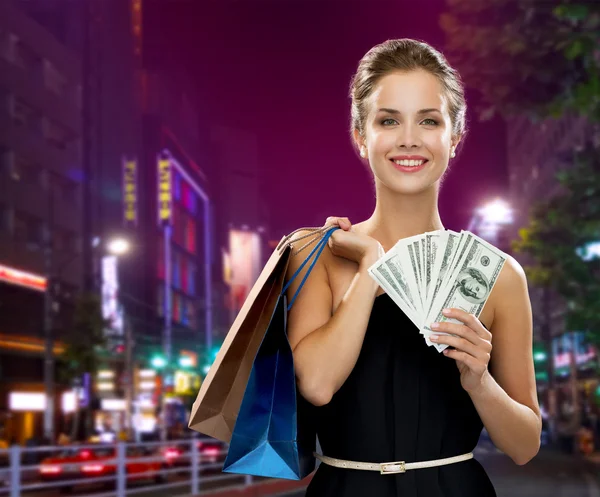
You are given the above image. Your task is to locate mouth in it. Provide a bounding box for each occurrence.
[390,159,429,173]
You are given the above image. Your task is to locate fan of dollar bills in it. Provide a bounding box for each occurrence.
[367,230,507,353]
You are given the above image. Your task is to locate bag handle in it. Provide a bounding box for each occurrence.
[282,226,339,311]
[277,225,333,257]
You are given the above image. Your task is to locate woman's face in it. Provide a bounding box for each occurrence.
[358,69,458,194]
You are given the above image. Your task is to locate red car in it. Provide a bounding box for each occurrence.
[39,445,168,492]
[164,439,227,472]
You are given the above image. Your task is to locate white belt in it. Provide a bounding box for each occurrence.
[313,451,473,475]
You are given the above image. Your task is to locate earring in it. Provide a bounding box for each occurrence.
[360,147,367,158]
[451,149,456,158]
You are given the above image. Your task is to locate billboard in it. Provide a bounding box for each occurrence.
[223,229,262,311]
[553,331,597,373]
[101,256,123,336]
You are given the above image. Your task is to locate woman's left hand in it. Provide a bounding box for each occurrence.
[429,308,492,394]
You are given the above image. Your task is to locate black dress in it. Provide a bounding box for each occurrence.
[305,293,497,497]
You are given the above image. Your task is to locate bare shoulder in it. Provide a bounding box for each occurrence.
[493,254,528,305]
[488,253,532,335]
[499,253,528,284]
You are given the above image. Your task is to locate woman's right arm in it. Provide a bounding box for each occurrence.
[285,221,381,407]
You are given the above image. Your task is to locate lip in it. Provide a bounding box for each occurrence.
[390,158,429,173]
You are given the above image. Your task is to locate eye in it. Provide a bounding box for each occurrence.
[381,118,397,126]
[422,118,438,126]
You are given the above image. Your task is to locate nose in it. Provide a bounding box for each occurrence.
[396,122,422,149]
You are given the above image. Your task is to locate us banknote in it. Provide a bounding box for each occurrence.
[367,229,507,352]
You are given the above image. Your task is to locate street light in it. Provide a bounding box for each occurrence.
[104,236,133,439]
[479,199,513,225]
[107,238,131,256]
[468,198,513,247]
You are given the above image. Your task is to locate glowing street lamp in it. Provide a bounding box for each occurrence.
[107,238,130,256]
[479,199,513,225]
[468,198,513,246]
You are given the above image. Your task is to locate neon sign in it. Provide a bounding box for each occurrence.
[0,263,47,292]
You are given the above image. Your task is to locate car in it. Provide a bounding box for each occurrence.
[39,445,168,493]
[163,439,227,473]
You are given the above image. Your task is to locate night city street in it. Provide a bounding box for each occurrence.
[1,0,600,496]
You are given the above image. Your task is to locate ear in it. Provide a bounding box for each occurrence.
[353,128,366,151]
[451,133,464,152]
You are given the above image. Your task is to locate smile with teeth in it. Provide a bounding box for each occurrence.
[393,159,427,167]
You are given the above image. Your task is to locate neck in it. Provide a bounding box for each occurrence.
[364,183,444,252]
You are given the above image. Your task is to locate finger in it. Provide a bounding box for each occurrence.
[442,349,487,374]
[441,308,489,338]
[325,217,351,230]
[429,322,482,347]
[429,334,488,360]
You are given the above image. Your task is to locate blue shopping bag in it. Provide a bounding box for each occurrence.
[222,226,339,480]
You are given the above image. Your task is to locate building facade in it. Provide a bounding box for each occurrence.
[0,0,83,443]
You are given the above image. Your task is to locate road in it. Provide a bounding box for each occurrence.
[479,446,600,497]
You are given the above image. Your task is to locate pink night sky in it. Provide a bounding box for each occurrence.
[146,0,507,235]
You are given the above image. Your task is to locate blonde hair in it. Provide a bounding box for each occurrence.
[349,38,468,150]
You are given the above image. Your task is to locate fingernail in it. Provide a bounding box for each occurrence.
[430,322,439,329]
[430,335,438,341]
[442,308,451,315]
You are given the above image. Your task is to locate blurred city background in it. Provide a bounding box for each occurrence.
[0,0,599,495]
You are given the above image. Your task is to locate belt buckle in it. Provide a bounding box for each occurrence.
[380,460,406,475]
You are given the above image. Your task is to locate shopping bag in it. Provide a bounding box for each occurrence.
[222,227,338,480]
[188,225,334,442]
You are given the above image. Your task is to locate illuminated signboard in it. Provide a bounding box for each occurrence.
[122,158,138,226]
[157,156,172,225]
[174,371,200,395]
[9,392,47,411]
[101,399,126,411]
[0,263,47,292]
[225,230,262,311]
[101,256,123,336]
[180,350,198,368]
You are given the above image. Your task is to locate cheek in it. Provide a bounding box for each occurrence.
[425,135,450,155]
[371,131,393,149]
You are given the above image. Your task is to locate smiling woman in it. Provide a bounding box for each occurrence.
[284,38,540,497]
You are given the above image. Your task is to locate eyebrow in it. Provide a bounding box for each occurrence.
[377,108,442,115]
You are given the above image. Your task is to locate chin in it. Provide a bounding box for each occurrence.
[373,163,446,195]
[378,173,443,195]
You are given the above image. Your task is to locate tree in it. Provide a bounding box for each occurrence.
[512,142,600,328]
[440,0,600,123]
[511,140,600,433]
[442,1,600,436]
[57,293,108,440]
